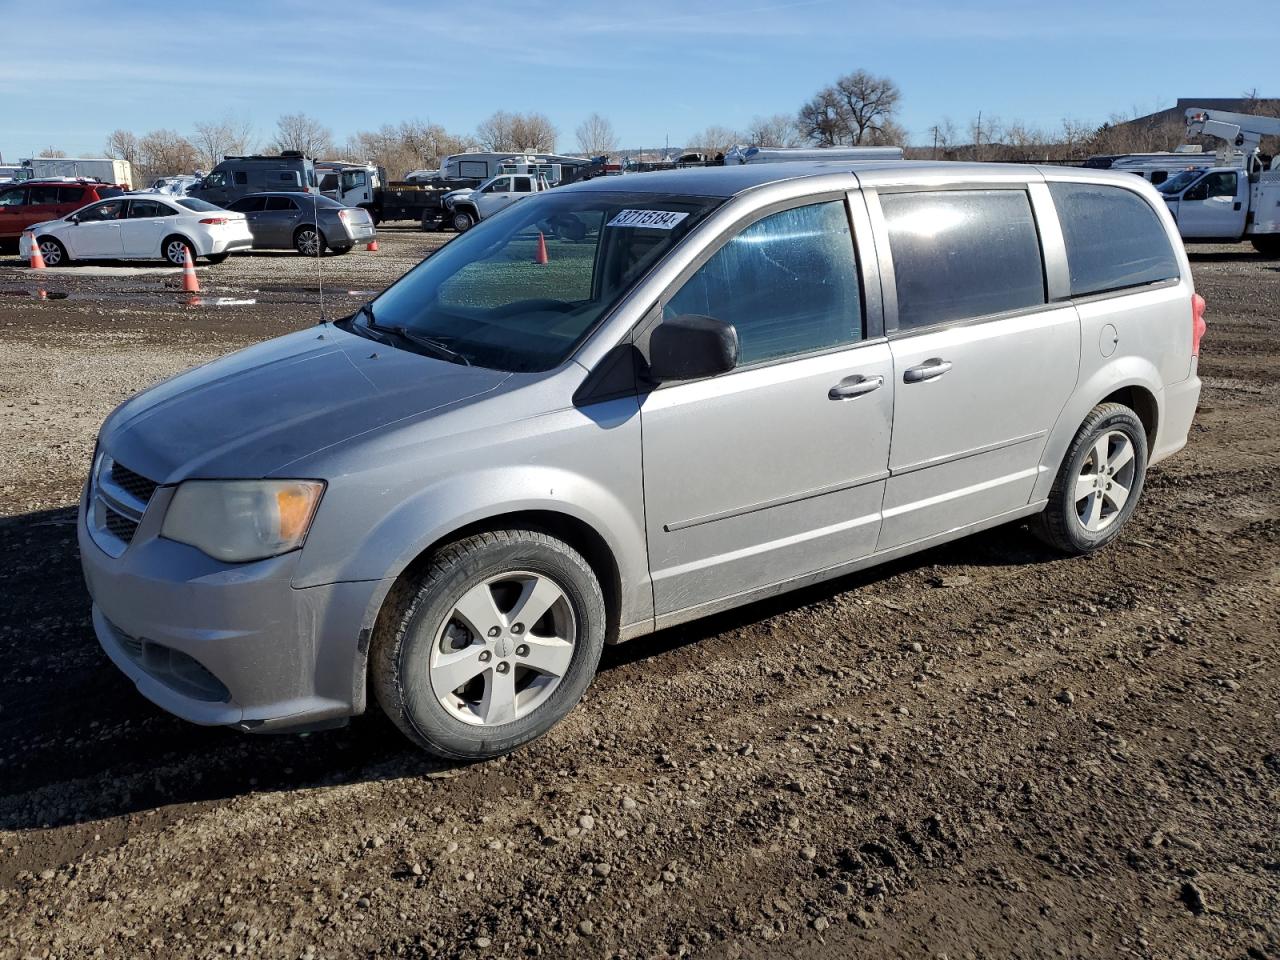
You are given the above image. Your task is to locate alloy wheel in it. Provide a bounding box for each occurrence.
[297,229,321,256]
[38,240,61,266]
[166,240,189,265]
[429,571,576,726]
[1073,430,1137,533]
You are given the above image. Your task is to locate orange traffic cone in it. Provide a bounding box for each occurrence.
[366,238,378,252]
[534,231,548,265]
[26,232,46,270]
[181,248,200,293]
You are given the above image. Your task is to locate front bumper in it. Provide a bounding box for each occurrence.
[79,481,385,732]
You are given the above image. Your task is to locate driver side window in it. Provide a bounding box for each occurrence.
[663,201,863,366]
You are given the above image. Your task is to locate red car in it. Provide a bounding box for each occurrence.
[0,179,127,250]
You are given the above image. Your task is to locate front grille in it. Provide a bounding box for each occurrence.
[106,620,231,703]
[89,455,158,556]
[103,506,140,542]
[109,462,158,504]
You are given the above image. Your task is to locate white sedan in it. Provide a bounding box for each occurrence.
[19,195,253,267]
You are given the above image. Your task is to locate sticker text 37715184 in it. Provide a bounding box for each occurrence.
[606,209,690,230]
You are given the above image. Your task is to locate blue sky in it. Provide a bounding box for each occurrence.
[1,0,1276,159]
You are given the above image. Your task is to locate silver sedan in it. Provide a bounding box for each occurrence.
[224,191,376,255]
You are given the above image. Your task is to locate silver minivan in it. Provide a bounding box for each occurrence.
[80,161,1205,758]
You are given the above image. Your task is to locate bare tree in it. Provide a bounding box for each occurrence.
[476,111,557,153]
[271,113,333,157]
[797,87,845,146]
[104,129,141,168]
[576,113,618,157]
[685,125,740,157]
[36,147,67,158]
[348,120,472,179]
[831,70,901,144]
[744,114,798,147]
[137,129,199,178]
[192,115,255,169]
[797,69,902,146]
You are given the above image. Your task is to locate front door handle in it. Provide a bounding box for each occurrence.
[903,358,952,383]
[828,374,884,400]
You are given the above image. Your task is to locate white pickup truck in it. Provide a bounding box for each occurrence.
[1154,108,1280,257]
[441,171,550,232]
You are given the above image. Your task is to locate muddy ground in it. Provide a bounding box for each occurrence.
[0,229,1276,960]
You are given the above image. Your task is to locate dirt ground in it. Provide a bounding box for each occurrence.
[0,228,1276,960]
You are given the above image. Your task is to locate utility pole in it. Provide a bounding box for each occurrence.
[975,110,983,161]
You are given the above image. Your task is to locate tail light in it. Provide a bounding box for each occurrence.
[338,208,352,222]
[199,217,229,225]
[1191,292,1206,356]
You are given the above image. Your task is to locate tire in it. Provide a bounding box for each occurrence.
[330,245,353,255]
[371,529,607,760]
[451,209,476,233]
[163,235,194,266]
[36,236,70,267]
[1032,402,1148,555]
[1250,236,1280,258]
[205,252,229,264]
[294,225,326,257]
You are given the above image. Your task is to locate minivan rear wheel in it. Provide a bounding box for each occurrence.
[1032,402,1148,555]
[371,529,606,759]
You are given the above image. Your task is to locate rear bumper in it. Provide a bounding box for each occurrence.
[210,237,253,255]
[1152,366,1202,466]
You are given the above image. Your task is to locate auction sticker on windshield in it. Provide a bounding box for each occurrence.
[606,209,690,229]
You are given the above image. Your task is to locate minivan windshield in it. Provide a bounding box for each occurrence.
[1157,169,1206,195]
[359,190,722,372]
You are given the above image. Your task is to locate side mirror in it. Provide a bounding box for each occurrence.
[646,314,739,382]
[69,215,79,224]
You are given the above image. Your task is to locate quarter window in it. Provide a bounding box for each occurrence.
[664,200,862,365]
[1048,182,1180,297]
[882,189,1045,331]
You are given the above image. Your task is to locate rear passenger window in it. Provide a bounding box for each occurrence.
[29,186,61,205]
[664,200,861,365]
[882,189,1045,331]
[234,172,249,185]
[266,196,298,211]
[58,187,85,204]
[1048,182,1179,297]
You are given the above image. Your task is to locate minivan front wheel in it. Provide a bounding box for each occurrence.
[371,530,607,759]
[1033,402,1148,554]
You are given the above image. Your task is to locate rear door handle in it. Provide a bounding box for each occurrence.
[828,374,884,400]
[903,358,952,383]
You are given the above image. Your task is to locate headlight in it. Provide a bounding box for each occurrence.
[160,479,325,563]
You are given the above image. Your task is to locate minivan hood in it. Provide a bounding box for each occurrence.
[100,326,511,483]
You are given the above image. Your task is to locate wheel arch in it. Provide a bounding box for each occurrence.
[161,232,199,259]
[1033,358,1165,503]
[352,507,628,717]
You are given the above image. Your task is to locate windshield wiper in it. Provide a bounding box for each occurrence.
[368,318,471,366]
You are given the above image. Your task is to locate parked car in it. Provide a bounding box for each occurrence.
[19,195,252,266]
[0,179,126,251]
[223,192,376,255]
[80,161,1203,759]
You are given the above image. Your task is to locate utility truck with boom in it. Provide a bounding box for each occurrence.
[1156,107,1280,256]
